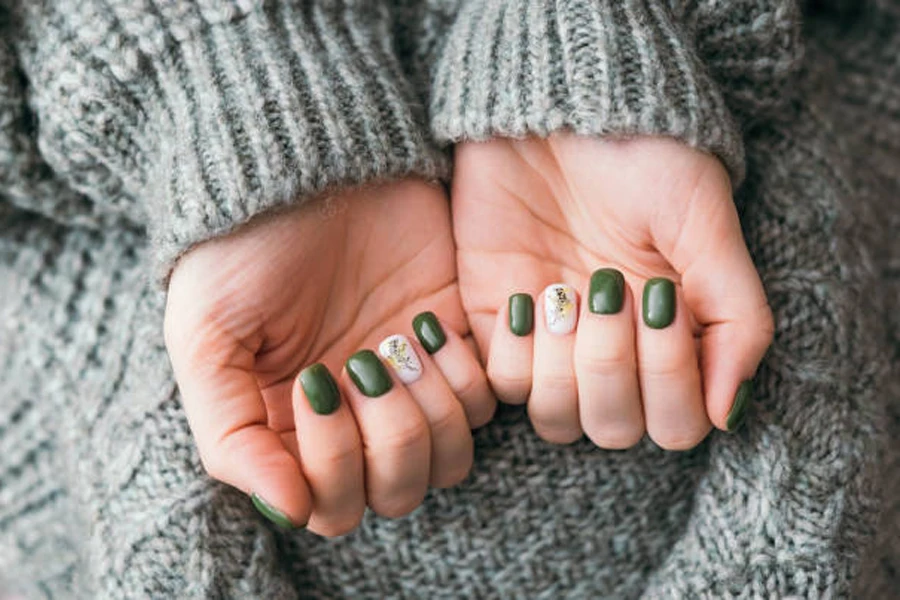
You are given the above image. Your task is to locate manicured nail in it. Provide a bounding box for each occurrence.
[299,363,341,415]
[378,334,423,384]
[346,350,394,397]
[251,493,297,529]
[412,311,447,354]
[642,277,676,329]
[508,293,534,336]
[589,268,625,315]
[543,283,577,335]
[726,380,753,432]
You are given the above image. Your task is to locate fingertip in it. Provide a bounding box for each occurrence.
[251,492,305,530]
[699,314,771,431]
[215,430,312,528]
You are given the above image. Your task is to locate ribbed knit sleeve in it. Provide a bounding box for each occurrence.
[5,1,448,282]
[411,0,805,187]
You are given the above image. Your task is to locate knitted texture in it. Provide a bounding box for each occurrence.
[2,0,448,282]
[400,0,805,187]
[0,1,897,599]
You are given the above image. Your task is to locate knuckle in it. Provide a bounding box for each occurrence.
[370,418,430,454]
[372,493,426,519]
[313,441,361,472]
[529,407,582,445]
[649,426,710,451]
[432,457,473,489]
[451,367,486,401]
[428,405,464,438]
[586,424,645,449]
[465,399,497,428]
[488,369,531,392]
[533,371,576,397]
[488,370,531,404]
[576,348,635,378]
[640,352,696,380]
[312,513,365,538]
[534,424,583,445]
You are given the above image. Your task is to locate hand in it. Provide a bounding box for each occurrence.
[164,180,494,536]
[452,134,773,449]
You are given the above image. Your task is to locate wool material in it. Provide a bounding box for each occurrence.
[0,0,897,597]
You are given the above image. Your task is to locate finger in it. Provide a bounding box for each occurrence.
[637,278,711,450]
[529,283,582,444]
[292,364,365,537]
[413,311,496,428]
[378,334,474,488]
[658,176,774,432]
[342,350,431,518]
[170,356,312,528]
[575,269,644,449]
[487,293,535,404]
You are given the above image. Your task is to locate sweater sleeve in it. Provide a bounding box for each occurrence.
[4,0,448,282]
[406,0,804,187]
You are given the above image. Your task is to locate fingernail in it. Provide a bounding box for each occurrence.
[543,283,577,335]
[346,350,394,397]
[378,334,423,384]
[251,493,297,529]
[509,293,534,336]
[642,277,676,329]
[412,311,447,354]
[726,380,753,432]
[299,363,341,415]
[589,268,625,315]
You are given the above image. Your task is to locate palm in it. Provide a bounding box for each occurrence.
[453,135,724,355]
[168,180,466,446]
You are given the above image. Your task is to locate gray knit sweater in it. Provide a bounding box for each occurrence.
[0,0,897,598]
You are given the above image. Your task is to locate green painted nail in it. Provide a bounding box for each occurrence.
[299,363,341,415]
[589,268,625,315]
[726,380,753,432]
[508,293,534,336]
[642,278,676,329]
[346,350,393,397]
[251,493,297,529]
[412,311,447,354]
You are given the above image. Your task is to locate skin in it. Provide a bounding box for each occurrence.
[164,180,494,537]
[164,133,775,537]
[452,134,775,449]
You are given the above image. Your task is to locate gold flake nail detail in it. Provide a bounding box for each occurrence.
[377,334,423,384]
[543,284,577,335]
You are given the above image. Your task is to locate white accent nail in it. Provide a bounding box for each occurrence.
[378,334,423,384]
[544,283,578,335]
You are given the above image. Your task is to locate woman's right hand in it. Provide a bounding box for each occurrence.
[164,180,494,536]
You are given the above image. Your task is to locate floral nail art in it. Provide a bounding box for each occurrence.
[544,283,577,335]
[378,334,423,384]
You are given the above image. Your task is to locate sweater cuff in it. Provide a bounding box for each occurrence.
[430,0,745,185]
[128,4,448,283]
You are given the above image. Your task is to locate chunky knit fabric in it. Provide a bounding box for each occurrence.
[0,0,897,598]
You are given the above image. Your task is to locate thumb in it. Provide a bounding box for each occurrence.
[165,324,312,528]
[663,179,774,432]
